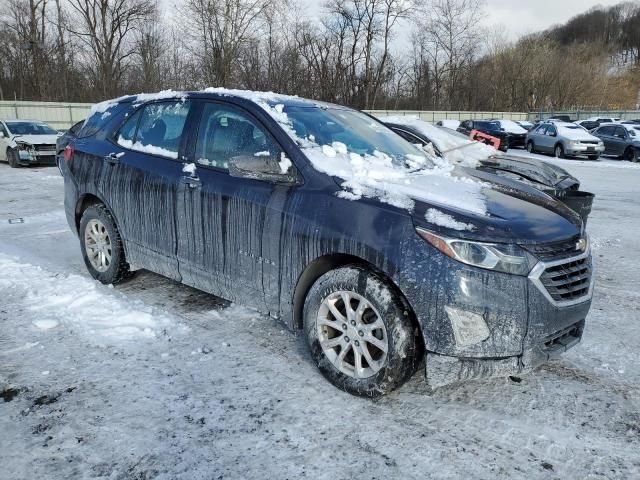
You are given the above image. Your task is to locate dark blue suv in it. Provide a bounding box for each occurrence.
[60,90,593,396]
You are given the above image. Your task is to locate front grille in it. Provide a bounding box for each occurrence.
[580,140,599,145]
[34,144,56,152]
[539,257,591,302]
[543,320,584,353]
[524,236,581,261]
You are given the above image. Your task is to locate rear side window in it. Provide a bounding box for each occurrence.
[116,101,191,159]
[79,102,128,138]
[194,102,282,171]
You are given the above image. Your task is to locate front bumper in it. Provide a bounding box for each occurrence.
[394,234,593,387]
[16,148,57,165]
[425,320,584,387]
[565,144,604,156]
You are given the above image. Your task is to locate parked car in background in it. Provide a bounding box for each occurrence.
[549,115,574,123]
[457,120,510,151]
[575,120,600,132]
[0,119,61,167]
[526,122,604,159]
[382,116,594,224]
[592,124,640,162]
[584,116,620,126]
[435,119,460,130]
[516,120,534,131]
[489,119,528,148]
[59,89,593,396]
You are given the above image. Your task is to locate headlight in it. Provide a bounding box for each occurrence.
[570,140,580,145]
[16,142,32,150]
[416,228,538,276]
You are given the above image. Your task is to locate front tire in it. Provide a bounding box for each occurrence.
[79,204,133,284]
[554,144,565,159]
[303,266,418,397]
[7,148,20,168]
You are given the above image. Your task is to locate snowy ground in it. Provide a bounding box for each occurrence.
[1,153,640,479]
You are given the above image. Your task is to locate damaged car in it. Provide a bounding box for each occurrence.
[0,119,61,167]
[382,116,595,225]
[60,90,594,396]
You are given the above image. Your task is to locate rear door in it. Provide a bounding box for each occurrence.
[98,99,192,280]
[176,100,300,311]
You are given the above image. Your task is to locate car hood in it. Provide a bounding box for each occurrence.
[13,134,60,145]
[477,154,578,189]
[411,168,582,244]
[559,128,599,141]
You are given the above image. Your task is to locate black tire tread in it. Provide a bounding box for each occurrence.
[303,265,418,397]
[79,203,133,285]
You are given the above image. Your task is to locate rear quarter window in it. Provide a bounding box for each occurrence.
[78,102,129,138]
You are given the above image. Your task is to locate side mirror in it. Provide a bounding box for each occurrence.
[228,154,297,184]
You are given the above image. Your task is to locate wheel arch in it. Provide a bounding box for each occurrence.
[291,254,421,342]
[74,194,128,258]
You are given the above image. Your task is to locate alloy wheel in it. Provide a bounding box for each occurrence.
[317,291,388,379]
[84,219,112,272]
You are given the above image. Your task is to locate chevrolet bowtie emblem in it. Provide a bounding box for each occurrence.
[576,238,587,252]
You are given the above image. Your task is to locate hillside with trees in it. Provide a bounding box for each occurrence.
[0,0,638,112]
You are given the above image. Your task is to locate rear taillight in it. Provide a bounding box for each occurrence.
[63,145,74,162]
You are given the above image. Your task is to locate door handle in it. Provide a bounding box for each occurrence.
[104,153,120,165]
[180,175,201,188]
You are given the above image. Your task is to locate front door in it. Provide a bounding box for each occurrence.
[176,100,299,313]
[96,99,192,280]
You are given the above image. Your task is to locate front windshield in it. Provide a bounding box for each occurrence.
[284,106,430,167]
[6,121,58,135]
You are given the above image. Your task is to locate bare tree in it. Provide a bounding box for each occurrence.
[66,0,154,98]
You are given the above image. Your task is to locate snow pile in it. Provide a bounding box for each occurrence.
[379,115,498,168]
[0,254,175,343]
[425,208,475,231]
[118,137,178,159]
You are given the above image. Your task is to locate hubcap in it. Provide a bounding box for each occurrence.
[84,219,112,272]
[555,146,562,157]
[317,291,388,379]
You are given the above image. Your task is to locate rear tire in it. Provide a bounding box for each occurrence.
[554,144,565,159]
[624,147,637,162]
[79,204,133,285]
[526,141,535,154]
[7,148,20,168]
[303,266,418,397]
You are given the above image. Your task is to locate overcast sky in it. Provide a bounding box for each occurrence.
[296,0,632,41]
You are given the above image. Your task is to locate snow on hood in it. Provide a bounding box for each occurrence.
[497,120,528,134]
[557,125,601,141]
[13,134,60,145]
[380,115,497,168]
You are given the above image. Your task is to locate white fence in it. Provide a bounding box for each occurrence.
[0,101,92,130]
[1,100,531,130]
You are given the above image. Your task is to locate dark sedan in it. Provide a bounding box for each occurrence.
[592,124,640,162]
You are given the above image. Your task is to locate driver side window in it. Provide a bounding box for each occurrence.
[195,102,282,172]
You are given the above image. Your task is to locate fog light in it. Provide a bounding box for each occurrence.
[445,306,490,347]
